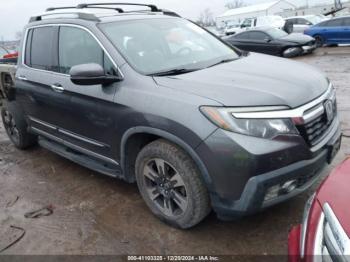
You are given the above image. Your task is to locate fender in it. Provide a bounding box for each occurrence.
[120,126,214,191]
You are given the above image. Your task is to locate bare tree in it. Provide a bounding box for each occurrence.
[225,0,245,9]
[197,8,215,26]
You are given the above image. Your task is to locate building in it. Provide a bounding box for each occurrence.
[216,0,296,28]
[277,1,350,17]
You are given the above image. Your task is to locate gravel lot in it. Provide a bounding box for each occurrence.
[0,47,349,256]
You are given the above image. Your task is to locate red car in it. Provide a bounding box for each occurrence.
[288,157,350,261]
[3,51,18,59]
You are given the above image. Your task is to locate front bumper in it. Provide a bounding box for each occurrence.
[302,44,317,54]
[196,118,341,220]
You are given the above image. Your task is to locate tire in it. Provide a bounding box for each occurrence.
[314,35,325,48]
[1,101,37,149]
[135,139,211,229]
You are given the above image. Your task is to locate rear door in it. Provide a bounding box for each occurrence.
[227,32,252,50]
[15,26,70,137]
[342,17,350,43]
[294,18,311,33]
[245,31,278,55]
[321,18,344,43]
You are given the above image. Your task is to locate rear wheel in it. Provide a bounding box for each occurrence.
[314,35,325,48]
[1,73,15,100]
[135,139,211,229]
[1,101,37,149]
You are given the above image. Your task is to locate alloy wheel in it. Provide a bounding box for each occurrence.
[142,158,188,217]
[2,109,20,144]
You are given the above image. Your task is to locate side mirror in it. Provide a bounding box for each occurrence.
[70,63,122,86]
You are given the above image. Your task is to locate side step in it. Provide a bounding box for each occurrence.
[38,137,124,179]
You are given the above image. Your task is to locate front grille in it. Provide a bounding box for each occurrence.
[314,203,350,261]
[296,98,337,147]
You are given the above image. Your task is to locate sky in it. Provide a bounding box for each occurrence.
[0,0,337,40]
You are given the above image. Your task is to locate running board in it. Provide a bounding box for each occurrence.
[38,137,124,179]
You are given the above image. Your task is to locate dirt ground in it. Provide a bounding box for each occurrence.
[0,47,349,256]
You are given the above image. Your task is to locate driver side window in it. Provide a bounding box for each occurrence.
[59,26,116,75]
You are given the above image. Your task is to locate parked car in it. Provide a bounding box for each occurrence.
[224,22,241,35]
[225,15,286,35]
[0,3,341,229]
[304,16,350,47]
[223,27,317,57]
[285,15,328,33]
[288,157,349,262]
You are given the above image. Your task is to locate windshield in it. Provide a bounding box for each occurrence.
[100,18,239,75]
[266,28,288,39]
[0,47,8,58]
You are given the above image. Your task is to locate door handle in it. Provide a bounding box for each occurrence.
[17,76,28,81]
[51,84,65,93]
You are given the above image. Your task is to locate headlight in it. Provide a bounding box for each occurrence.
[200,106,298,139]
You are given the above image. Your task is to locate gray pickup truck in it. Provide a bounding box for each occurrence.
[0,3,342,229]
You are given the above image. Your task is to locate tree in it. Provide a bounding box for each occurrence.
[225,0,245,9]
[197,8,215,26]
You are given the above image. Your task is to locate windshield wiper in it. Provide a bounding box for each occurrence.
[207,58,237,68]
[149,68,199,77]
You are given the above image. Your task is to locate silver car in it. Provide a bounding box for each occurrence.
[285,15,328,33]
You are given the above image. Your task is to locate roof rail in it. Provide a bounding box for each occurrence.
[46,6,124,13]
[76,3,160,12]
[29,12,100,23]
[30,3,180,23]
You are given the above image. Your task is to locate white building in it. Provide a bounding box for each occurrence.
[216,0,296,28]
[278,1,350,17]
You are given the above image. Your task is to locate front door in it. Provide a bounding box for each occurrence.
[53,25,121,159]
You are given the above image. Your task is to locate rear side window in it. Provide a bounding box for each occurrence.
[26,27,57,71]
[325,19,343,27]
[249,32,269,41]
[234,32,250,39]
[297,18,309,25]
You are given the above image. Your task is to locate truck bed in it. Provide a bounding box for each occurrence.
[0,62,17,103]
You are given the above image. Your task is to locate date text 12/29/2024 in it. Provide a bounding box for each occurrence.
[128,256,219,261]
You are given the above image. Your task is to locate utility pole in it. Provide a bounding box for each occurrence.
[305,0,309,8]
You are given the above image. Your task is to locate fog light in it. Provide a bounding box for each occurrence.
[264,185,281,201]
[280,180,297,194]
[264,179,298,202]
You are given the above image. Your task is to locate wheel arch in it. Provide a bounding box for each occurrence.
[120,126,213,191]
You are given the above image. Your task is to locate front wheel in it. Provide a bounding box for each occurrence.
[314,35,325,48]
[135,139,211,229]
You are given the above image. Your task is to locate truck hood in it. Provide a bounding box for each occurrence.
[280,33,315,45]
[154,53,329,108]
[317,158,350,237]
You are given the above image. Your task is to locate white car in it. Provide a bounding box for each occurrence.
[225,16,286,35]
[285,15,328,33]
